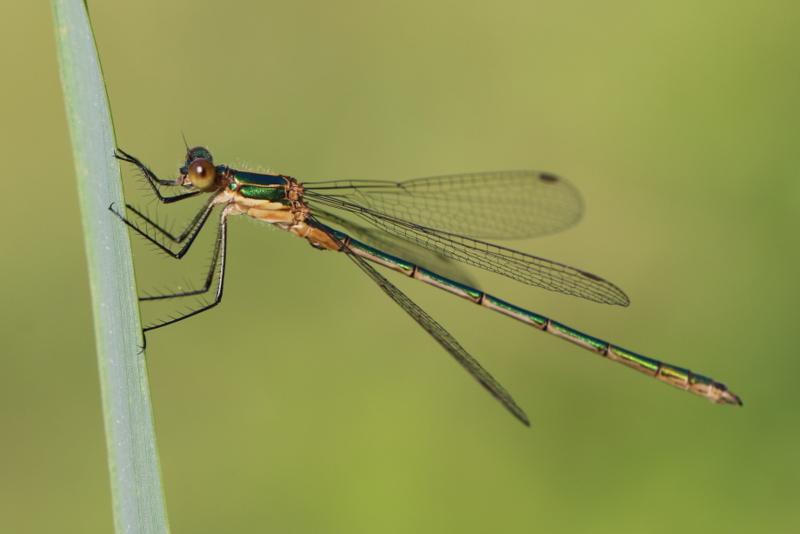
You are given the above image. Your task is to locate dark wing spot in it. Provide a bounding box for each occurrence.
[579,270,603,281]
[539,173,559,183]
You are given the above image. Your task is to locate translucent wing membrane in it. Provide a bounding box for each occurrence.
[115,147,741,418]
[313,208,479,288]
[335,230,529,425]
[303,170,584,240]
[306,193,629,306]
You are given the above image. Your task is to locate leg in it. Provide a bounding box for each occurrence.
[143,210,230,332]
[115,148,201,203]
[140,206,226,302]
[109,192,219,260]
[109,198,220,301]
[121,192,220,245]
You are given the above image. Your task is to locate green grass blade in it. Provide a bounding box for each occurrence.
[51,1,170,532]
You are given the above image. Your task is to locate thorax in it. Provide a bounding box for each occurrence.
[221,167,309,230]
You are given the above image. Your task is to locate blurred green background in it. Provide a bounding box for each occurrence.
[3,1,799,532]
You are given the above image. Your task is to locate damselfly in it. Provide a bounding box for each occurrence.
[112,147,742,425]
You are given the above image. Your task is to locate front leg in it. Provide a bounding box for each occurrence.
[122,192,220,246]
[115,148,200,203]
[142,209,231,331]
[109,192,220,260]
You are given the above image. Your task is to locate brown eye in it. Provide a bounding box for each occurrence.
[187,159,217,191]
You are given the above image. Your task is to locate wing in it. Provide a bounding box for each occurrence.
[313,208,480,289]
[306,192,629,306]
[303,170,583,240]
[330,226,529,426]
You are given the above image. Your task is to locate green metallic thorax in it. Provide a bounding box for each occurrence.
[228,169,292,204]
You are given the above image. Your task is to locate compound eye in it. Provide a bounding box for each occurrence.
[187,158,217,191]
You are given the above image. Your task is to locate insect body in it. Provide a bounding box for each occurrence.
[113,147,742,425]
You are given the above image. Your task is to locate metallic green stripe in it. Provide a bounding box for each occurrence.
[688,373,713,387]
[548,320,607,352]
[658,364,691,383]
[346,236,416,273]
[483,295,548,327]
[417,267,482,300]
[607,346,660,374]
[232,170,288,187]
[328,229,348,241]
[238,185,286,201]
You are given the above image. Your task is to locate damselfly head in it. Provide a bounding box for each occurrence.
[177,147,221,192]
[185,158,220,192]
[178,147,213,174]
[184,146,213,165]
